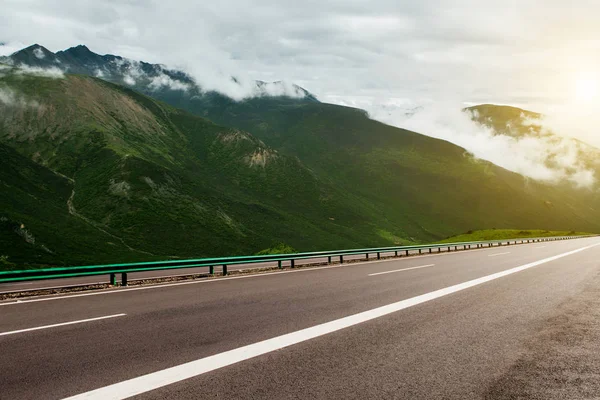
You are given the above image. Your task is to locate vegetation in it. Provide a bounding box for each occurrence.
[438,229,594,243]
[255,243,297,255]
[2,62,600,269]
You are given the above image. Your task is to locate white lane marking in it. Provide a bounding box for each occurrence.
[2,237,592,306]
[0,314,126,337]
[368,264,435,276]
[488,252,511,257]
[62,242,600,400]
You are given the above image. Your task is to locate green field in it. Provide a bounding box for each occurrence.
[438,229,595,243]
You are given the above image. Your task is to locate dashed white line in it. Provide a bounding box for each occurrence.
[488,252,511,257]
[0,237,590,306]
[0,314,126,336]
[368,264,435,276]
[61,241,600,400]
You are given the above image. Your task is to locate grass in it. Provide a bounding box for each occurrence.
[438,229,595,243]
[255,243,297,255]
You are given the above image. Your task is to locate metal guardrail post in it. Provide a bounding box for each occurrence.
[109,273,116,286]
[222,265,228,276]
[339,255,343,263]
[429,248,432,253]
[405,250,409,256]
[377,252,381,260]
[209,266,214,275]
[395,251,398,256]
[121,272,128,286]
[328,256,332,264]
[290,259,295,268]
[278,260,282,269]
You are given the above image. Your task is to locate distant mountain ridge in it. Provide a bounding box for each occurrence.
[466,104,600,185]
[4,44,318,102]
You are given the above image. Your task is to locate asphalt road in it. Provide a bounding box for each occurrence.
[1,237,600,399]
[0,251,409,294]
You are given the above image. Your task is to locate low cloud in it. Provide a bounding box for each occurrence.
[0,87,41,108]
[148,73,190,91]
[33,47,45,59]
[15,65,64,78]
[123,74,135,85]
[346,98,597,188]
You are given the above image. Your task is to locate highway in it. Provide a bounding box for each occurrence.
[0,252,402,294]
[1,237,600,399]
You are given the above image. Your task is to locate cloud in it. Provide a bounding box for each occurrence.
[348,97,597,188]
[0,87,41,108]
[15,65,64,78]
[2,0,598,106]
[33,47,45,59]
[526,102,600,149]
[148,73,190,91]
[123,74,135,85]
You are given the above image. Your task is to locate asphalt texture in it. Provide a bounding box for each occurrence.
[1,237,600,399]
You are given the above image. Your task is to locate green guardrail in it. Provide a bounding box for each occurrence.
[0,235,591,287]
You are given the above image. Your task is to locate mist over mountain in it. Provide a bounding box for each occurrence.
[337,98,600,188]
[4,44,317,102]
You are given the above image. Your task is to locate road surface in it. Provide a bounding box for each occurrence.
[0,251,409,294]
[1,237,600,399]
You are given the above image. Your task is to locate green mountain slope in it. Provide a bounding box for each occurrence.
[0,143,140,267]
[0,70,436,266]
[163,96,600,238]
[467,104,600,182]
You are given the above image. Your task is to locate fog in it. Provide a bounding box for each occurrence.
[333,97,598,188]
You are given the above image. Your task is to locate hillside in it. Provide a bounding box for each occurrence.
[465,104,542,137]
[0,69,420,266]
[3,47,600,266]
[466,104,600,184]
[439,229,593,243]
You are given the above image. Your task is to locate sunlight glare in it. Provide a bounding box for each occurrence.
[574,74,598,103]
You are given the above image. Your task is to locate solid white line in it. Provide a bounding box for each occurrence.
[488,252,511,257]
[62,241,600,400]
[368,264,435,276]
[0,314,126,336]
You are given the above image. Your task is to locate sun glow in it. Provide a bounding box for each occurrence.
[574,74,598,103]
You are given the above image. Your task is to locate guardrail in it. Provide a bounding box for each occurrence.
[0,235,591,286]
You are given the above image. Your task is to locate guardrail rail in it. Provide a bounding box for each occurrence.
[0,235,592,287]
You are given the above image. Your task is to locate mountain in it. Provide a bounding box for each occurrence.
[5,44,318,103]
[466,104,600,184]
[1,68,420,266]
[3,46,600,267]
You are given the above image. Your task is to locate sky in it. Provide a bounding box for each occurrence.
[2,0,600,185]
